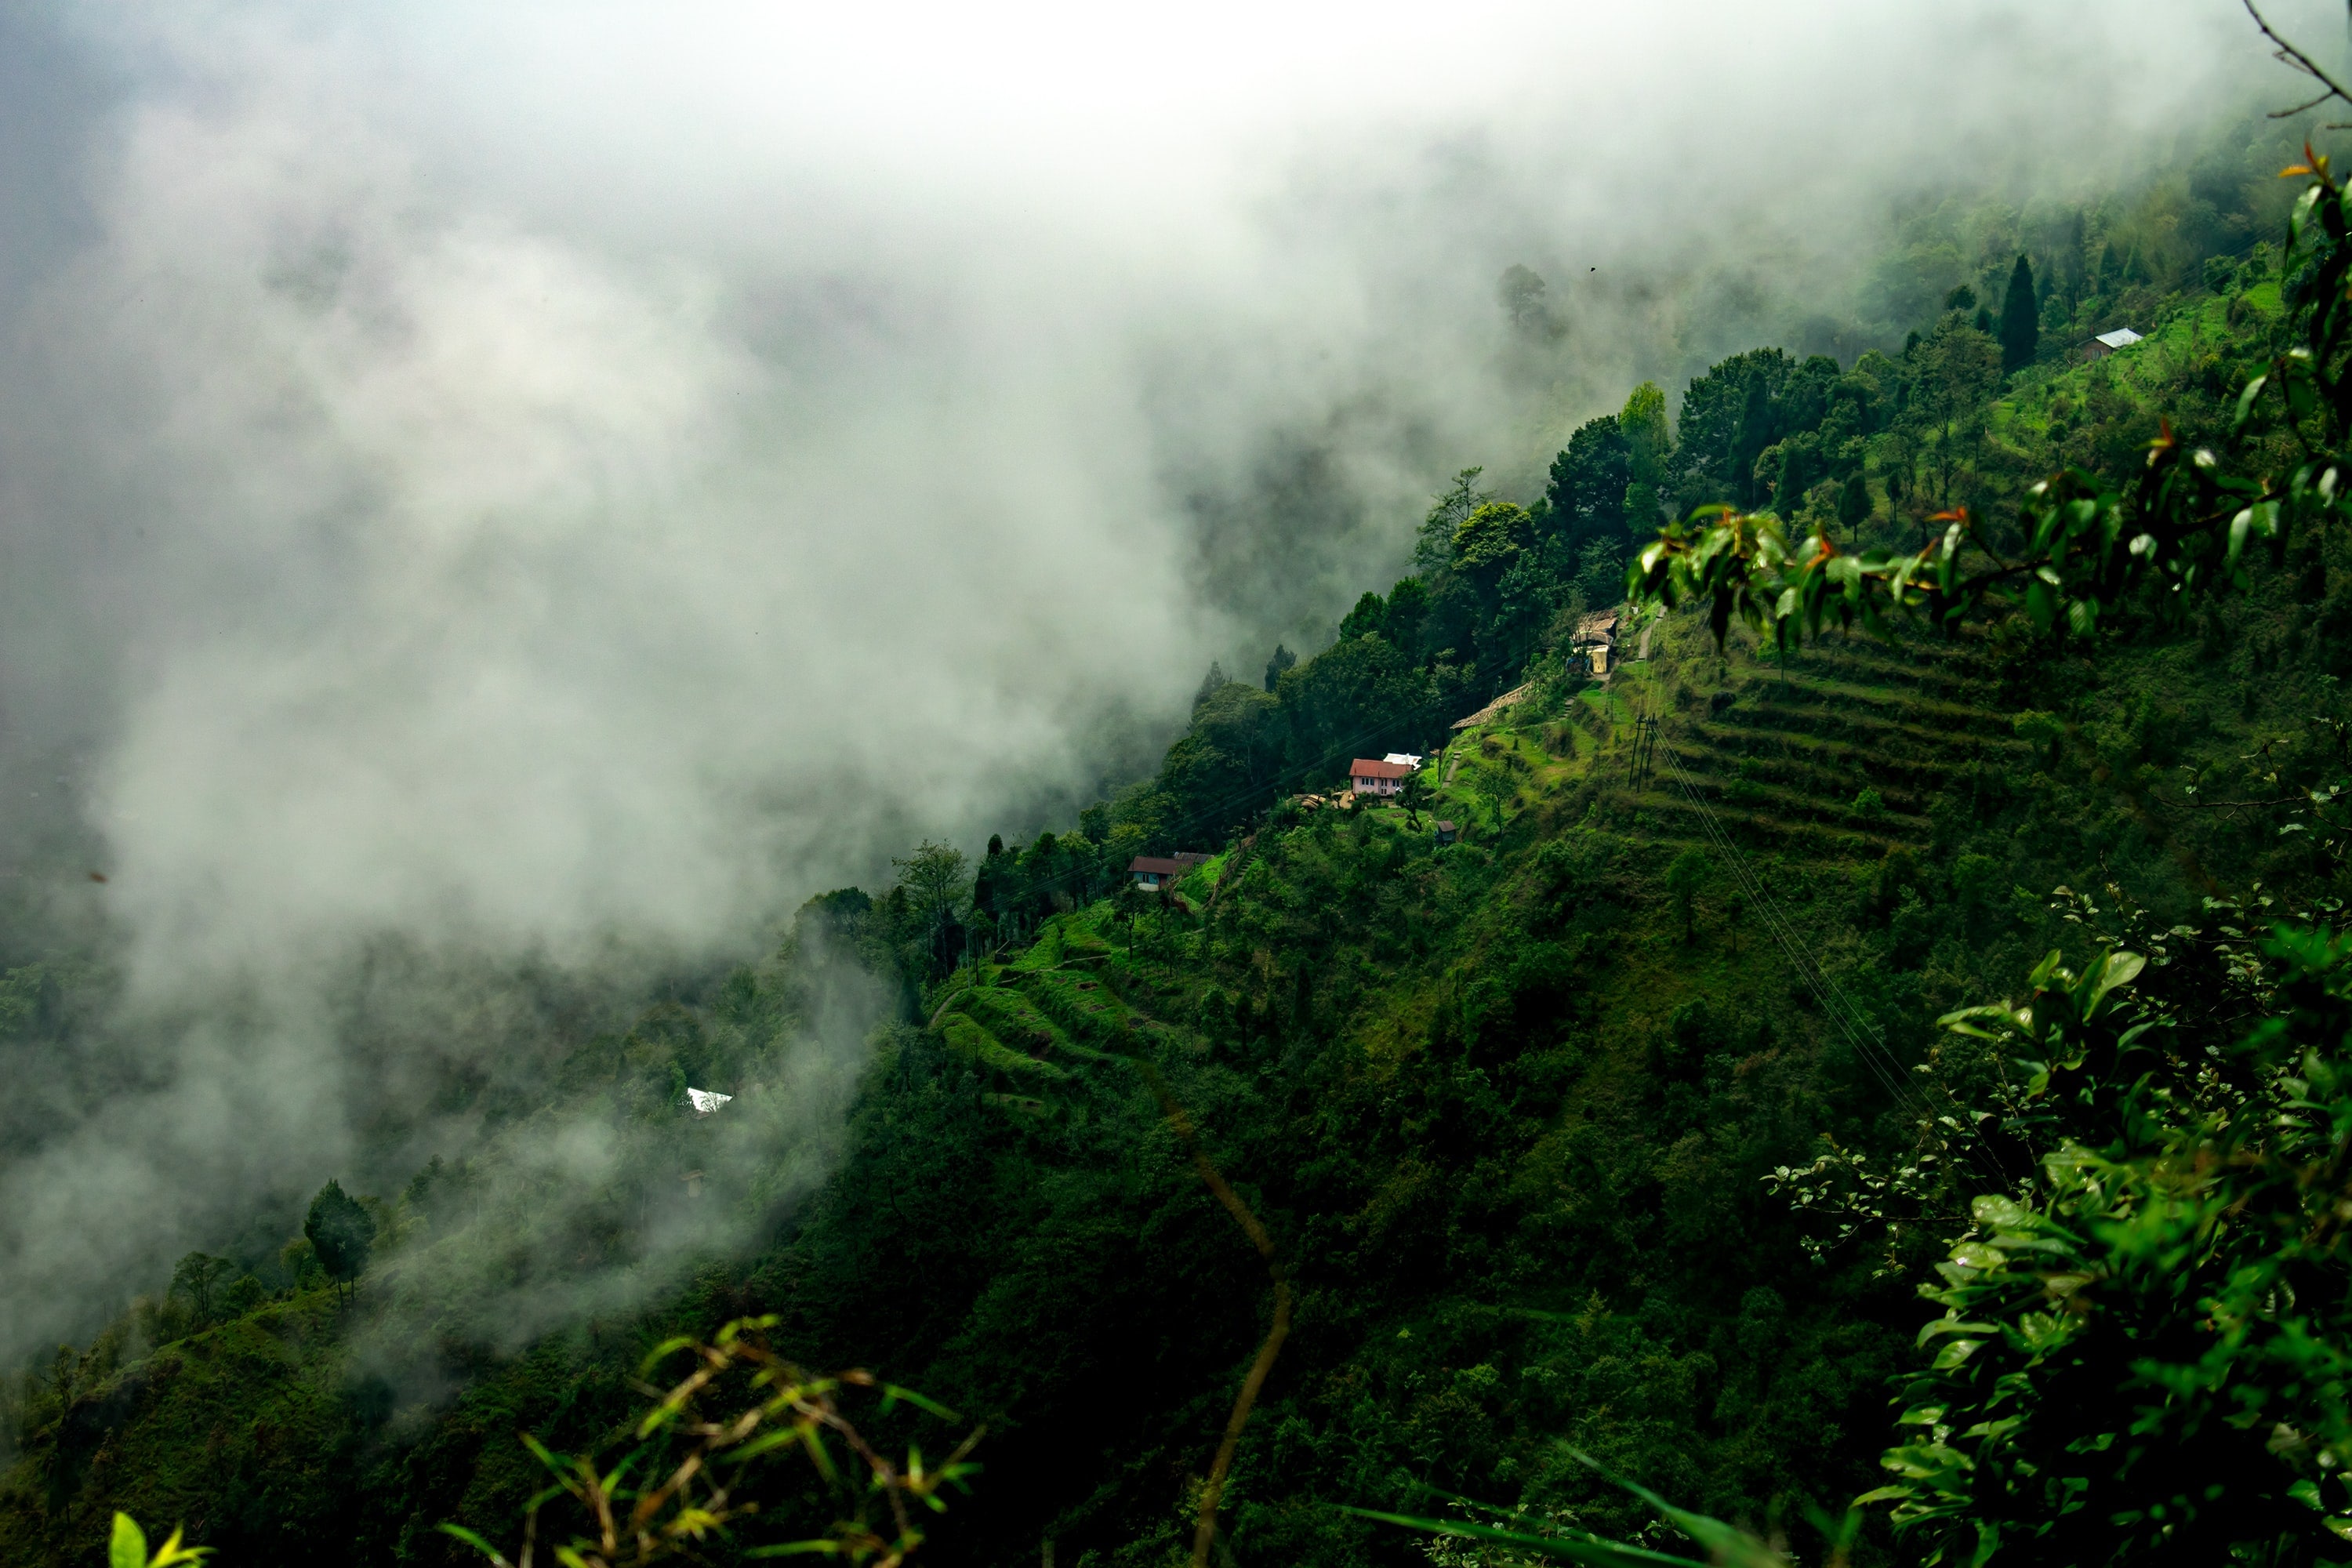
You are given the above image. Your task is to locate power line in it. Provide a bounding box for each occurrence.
[1649,729,2013,1188]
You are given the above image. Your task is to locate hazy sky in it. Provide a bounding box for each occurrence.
[0,0,2311,1363]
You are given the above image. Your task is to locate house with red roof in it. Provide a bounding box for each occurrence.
[1348,757,1414,797]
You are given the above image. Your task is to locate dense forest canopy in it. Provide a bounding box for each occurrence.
[17,9,2352,1568]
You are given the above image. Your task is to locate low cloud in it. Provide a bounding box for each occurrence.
[0,0,2284,1363]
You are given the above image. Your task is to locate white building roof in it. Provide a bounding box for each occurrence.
[685,1088,733,1115]
[1383,753,1423,767]
[2093,327,2143,350]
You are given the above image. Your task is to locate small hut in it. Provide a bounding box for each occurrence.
[2082,326,2143,362]
[1572,606,1624,676]
[1129,852,1210,889]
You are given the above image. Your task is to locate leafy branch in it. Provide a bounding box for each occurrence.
[110,1515,210,1568]
[1624,143,2352,651]
[441,1317,979,1568]
[1346,1449,1855,1568]
[2245,0,2352,125]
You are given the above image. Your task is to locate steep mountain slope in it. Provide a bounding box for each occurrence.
[10,183,2352,1566]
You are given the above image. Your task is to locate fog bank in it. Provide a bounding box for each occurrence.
[0,0,2290,1363]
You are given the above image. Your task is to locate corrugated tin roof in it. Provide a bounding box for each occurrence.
[1383,752,1424,767]
[686,1088,732,1115]
[2093,327,2143,350]
[1131,853,1209,875]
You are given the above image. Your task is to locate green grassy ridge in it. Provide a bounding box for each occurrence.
[1987,276,2283,448]
[1,1293,373,1563]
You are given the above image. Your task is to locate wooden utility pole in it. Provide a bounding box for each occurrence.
[1629,713,1661,793]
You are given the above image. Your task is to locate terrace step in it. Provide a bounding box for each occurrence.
[1601,785,1922,854]
[1728,674,2020,737]
[1675,723,2007,798]
[1705,699,2025,758]
[1661,742,1933,823]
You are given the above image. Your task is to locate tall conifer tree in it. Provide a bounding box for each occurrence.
[1999,253,2039,372]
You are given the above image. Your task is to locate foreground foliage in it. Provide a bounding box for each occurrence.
[441,1316,978,1568]
[1860,912,2352,1566]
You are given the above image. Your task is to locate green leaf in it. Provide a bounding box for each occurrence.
[1918,1317,1998,1346]
[2085,949,2145,1013]
[880,1383,962,1421]
[2234,373,2269,432]
[1931,1338,1985,1370]
[1335,1507,1710,1568]
[718,1427,804,1465]
[435,1523,513,1566]
[744,1544,848,1559]
[1972,1195,2034,1230]
[111,1515,148,1568]
[638,1334,698,1375]
[1562,1447,1781,1566]
[800,1422,842,1485]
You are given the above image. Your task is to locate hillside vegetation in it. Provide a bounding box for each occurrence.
[11,113,2352,1568]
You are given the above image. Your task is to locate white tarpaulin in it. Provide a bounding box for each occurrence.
[685,1088,733,1115]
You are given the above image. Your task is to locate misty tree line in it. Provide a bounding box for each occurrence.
[858,230,2214,989]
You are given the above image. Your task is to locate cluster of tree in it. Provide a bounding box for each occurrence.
[913,220,2285,993]
[136,1181,376,1341]
[1862,111,2306,347]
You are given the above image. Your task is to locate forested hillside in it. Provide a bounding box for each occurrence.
[13,108,2352,1568]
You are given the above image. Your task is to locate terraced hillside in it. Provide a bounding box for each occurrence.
[926,916,1192,1115]
[1591,620,2031,859]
